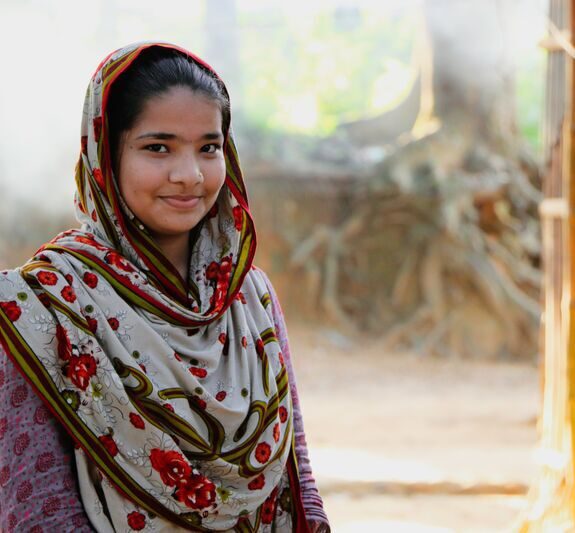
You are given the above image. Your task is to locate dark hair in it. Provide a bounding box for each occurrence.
[106,47,230,169]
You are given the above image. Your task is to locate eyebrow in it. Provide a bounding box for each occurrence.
[134,132,223,141]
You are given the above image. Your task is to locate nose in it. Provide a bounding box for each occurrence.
[168,152,204,185]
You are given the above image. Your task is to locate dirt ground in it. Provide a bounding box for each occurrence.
[287,324,540,532]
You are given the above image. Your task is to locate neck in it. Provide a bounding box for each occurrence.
[153,233,190,280]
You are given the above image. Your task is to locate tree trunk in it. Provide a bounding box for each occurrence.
[423,0,518,151]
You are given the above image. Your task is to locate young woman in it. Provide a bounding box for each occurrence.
[0,42,329,532]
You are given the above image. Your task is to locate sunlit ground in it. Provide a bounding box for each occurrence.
[288,325,538,532]
[322,494,526,532]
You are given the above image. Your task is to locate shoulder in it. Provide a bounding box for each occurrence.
[0,267,23,287]
[243,266,282,312]
[246,266,276,295]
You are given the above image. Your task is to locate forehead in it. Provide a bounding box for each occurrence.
[132,86,223,133]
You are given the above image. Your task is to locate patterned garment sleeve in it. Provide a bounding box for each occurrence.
[258,270,330,530]
[0,343,95,532]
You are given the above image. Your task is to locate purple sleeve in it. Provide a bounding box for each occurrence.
[258,270,330,529]
[0,344,94,532]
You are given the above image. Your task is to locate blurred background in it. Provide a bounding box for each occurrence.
[0,0,550,530]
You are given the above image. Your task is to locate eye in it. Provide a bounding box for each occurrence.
[144,144,168,153]
[201,143,221,154]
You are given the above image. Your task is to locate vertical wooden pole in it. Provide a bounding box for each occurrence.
[567,0,575,522]
[516,1,575,529]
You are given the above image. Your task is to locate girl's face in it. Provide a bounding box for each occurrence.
[117,86,226,248]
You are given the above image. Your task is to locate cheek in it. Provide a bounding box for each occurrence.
[119,152,158,191]
[118,173,138,208]
[118,159,152,213]
[208,161,227,194]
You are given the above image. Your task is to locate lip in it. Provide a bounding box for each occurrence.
[160,195,202,209]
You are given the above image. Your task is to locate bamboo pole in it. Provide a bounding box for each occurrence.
[515,0,575,530]
[566,0,575,522]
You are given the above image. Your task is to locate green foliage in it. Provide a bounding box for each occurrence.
[237,5,545,153]
[515,47,545,154]
[238,7,417,136]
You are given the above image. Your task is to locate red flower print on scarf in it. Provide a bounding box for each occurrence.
[99,434,118,456]
[56,325,72,361]
[0,301,22,322]
[192,396,207,410]
[38,292,51,308]
[150,449,191,487]
[129,412,145,430]
[93,116,102,140]
[210,286,226,313]
[261,488,278,524]
[273,423,280,443]
[256,339,265,358]
[91,210,98,222]
[61,286,77,303]
[83,272,98,289]
[173,472,216,510]
[127,511,146,531]
[247,473,265,491]
[220,256,232,276]
[237,292,246,304]
[215,391,226,401]
[232,205,243,231]
[206,261,219,281]
[241,336,247,348]
[92,168,105,189]
[86,316,98,333]
[108,317,119,330]
[74,235,107,251]
[189,367,207,378]
[65,274,74,285]
[206,255,233,312]
[37,271,58,286]
[67,353,97,390]
[105,251,135,273]
[278,406,288,423]
[218,332,227,344]
[254,442,271,464]
[81,135,88,154]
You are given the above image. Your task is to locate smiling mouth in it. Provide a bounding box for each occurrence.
[160,195,202,208]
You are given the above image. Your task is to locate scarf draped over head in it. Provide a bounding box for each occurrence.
[0,42,305,532]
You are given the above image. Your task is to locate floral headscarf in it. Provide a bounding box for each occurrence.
[0,42,306,532]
